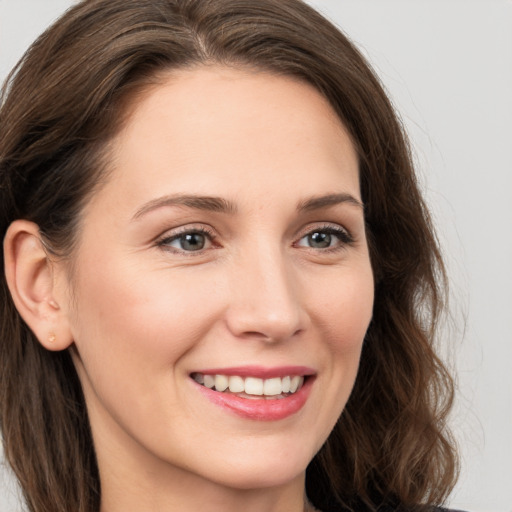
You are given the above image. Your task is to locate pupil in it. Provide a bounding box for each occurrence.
[182,233,205,251]
[309,232,331,248]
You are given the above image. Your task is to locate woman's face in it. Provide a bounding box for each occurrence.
[62,67,374,493]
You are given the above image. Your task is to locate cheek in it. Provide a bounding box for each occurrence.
[311,262,374,410]
[68,253,224,382]
[66,257,227,443]
[297,262,373,451]
[311,263,374,352]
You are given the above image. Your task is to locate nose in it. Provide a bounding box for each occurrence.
[224,246,307,343]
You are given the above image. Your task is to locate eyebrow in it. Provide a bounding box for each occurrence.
[297,193,364,212]
[132,191,363,221]
[132,194,238,220]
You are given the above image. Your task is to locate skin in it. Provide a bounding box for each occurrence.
[5,67,374,512]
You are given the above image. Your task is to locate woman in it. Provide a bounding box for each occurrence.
[0,1,458,511]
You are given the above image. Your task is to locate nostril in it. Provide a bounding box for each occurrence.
[224,281,307,342]
[238,327,303,343]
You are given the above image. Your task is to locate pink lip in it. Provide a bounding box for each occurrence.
[192,365,315,379]
[191,367,316,421]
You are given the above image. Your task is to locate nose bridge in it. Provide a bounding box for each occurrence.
[226,239,304,342]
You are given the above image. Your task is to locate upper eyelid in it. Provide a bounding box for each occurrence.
[154,225,217,251]
[153,221,354,246]
[294,224,356,252]
[155,224,216,240]
[295,222,352,239]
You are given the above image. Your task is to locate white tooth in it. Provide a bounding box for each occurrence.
[193,373,204,384]
[263,377,283,396]
[228,375,244,393]
[204,374,215,389]
[289,376,301,393]
[215,374,229,392]
[244,377,263,395]
[281,376,291,393]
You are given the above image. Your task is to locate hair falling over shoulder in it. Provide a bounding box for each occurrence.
[0,1,458,511]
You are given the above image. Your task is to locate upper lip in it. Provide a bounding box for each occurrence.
[190,366,316,379]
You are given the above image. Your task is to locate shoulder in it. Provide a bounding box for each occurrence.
[389,508,468,512]
[399,508,468,512]
[399,507,468,512]
[431,508,467,512]
[319,507,469,512]
[382,506,468,512]
[315,501,468,512]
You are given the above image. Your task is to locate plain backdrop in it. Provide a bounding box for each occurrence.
[1,1,511,511]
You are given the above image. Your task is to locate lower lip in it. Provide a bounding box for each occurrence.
[194,377,314,421]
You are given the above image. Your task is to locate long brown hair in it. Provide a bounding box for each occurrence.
[0,1,457,511]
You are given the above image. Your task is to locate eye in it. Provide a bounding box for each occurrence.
[157,228,214,253]
[296,225,353,250]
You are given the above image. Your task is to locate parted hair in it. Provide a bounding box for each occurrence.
[0,1,457,511]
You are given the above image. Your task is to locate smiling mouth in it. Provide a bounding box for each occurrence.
[190,373,306,399]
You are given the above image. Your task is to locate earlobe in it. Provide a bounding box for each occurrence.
[3,220,73,351]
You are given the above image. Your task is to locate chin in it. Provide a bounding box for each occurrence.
[209,463,305,491]
[194,443,313,490]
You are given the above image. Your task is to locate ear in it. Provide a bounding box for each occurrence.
[3,220,73,351]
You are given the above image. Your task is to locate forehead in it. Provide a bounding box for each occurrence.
[86,66,360,219]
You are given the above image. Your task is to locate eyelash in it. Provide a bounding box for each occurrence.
[155,224,354,255]
[155,226,217,255]
[295,224,354,252]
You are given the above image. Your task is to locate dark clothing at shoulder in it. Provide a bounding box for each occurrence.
[375,507,466,512]
[319,505,466,512]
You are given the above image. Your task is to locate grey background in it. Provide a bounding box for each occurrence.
[1,1,511,511]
